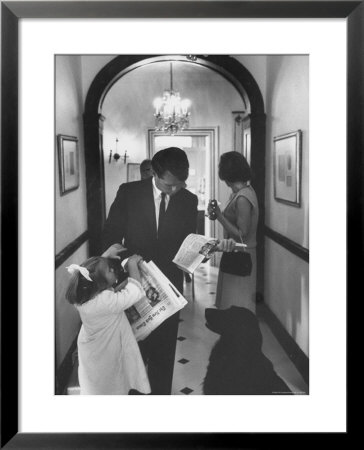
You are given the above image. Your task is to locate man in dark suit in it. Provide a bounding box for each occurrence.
[103,147,198,394]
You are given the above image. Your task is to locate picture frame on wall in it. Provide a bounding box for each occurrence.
[127,163,141,182]
[273,130,302,207]
[57,134,80,195]
[1,0,361,447]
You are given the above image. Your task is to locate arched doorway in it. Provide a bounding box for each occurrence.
[84,55,266,297]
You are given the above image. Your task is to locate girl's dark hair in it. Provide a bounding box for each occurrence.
[218,151,251,183]
[151,147,189,182]
[66,257,111,305]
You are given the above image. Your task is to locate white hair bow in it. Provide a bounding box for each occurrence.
[66,264,93,282]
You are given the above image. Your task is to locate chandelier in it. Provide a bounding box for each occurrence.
[153,62,191,135]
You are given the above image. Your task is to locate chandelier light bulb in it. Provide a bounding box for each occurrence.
[153,62,191,135]
[180,99,191,115]
[153,97,163,114]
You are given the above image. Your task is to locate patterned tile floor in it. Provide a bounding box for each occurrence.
[172,263,309,395]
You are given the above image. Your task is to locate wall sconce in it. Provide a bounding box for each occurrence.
[108,138,130,164]
[109,138,121,163]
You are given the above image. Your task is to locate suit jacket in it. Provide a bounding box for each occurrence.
[103,177,198,291]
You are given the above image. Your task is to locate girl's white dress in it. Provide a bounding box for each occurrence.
[76,278,151,395]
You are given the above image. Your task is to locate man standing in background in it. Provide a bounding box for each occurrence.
[103,147,198,394]
[139,159,153,180]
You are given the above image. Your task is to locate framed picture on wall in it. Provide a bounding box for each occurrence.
[127,163,140,182]
[57,134,80,195]
[273,130,302,207]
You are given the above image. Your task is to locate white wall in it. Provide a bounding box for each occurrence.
[56,56,88,254]
[55,55,88,367]
[265,240,309,355]
[265,55,309,246]
[264,55,309,354]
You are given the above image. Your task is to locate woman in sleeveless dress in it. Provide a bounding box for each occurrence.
[208,151,259,313]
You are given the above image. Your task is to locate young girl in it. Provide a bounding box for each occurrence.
[66,254,151,395]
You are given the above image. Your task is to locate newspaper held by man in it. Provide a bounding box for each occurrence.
[172,233,247,275]
[120,260,187,341]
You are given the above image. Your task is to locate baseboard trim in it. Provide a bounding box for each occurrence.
[55,231,88,269]
[257,302,309,386]
[265,226,309,263]
[55,334,79,395]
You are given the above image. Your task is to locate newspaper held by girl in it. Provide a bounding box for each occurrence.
[66,255,151,395]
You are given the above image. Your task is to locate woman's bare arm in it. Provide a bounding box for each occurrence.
[217,196,252,241]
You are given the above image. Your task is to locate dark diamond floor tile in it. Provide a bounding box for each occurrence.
[178,358,190,364]
[177,336,187,341]
[180,387,194,395]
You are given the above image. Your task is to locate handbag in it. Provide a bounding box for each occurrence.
[219,251,252,277]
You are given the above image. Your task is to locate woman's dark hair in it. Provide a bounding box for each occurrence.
[66,257,111,305]
[218,151,251,183]
[151,147,189,182]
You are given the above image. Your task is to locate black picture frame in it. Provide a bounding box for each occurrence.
[1,1,361,447]
[273,130,302,207]
[57,134,80,195]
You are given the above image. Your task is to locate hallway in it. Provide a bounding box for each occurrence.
[172,263,308,395]
[56,54,310,400]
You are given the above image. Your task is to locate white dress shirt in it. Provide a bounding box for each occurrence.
[152,176,170,231]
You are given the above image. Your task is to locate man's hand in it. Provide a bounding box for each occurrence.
[216,238,236,252]
[126,254,143,268]
[102,243,126,259]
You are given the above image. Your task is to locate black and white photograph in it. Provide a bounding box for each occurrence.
[55,54,309,397]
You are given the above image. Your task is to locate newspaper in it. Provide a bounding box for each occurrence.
[123,260,188,341]
[172,233,248,274]
[172,234,219,275]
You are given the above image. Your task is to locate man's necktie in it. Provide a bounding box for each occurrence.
[158,192,166,234]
